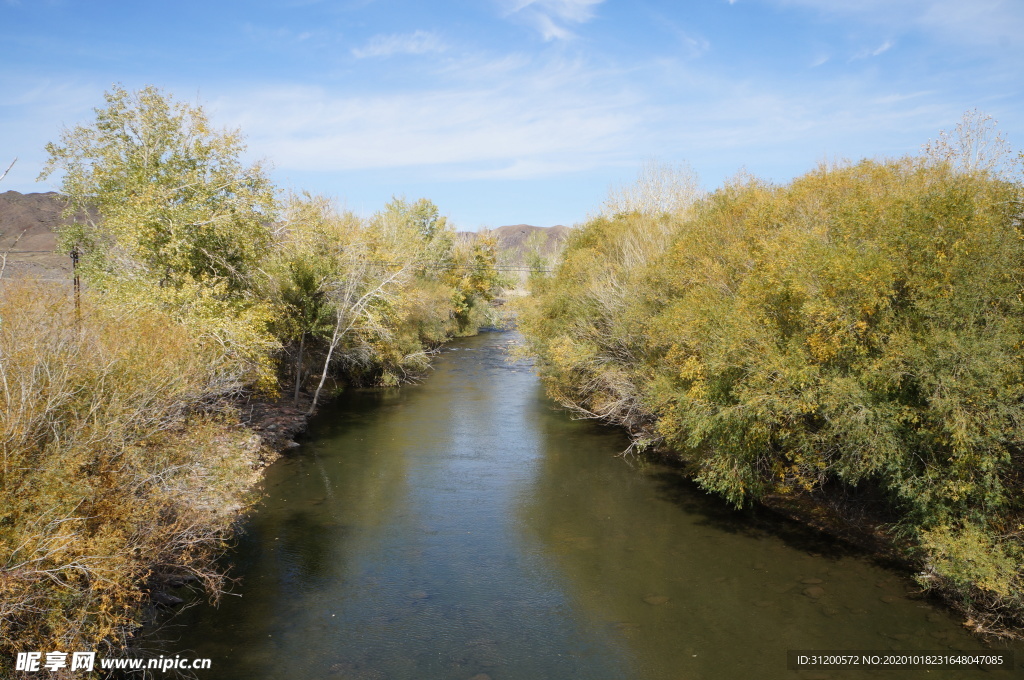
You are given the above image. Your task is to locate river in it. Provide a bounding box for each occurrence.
[159,330,1022,679]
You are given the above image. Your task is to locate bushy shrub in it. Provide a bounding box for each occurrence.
[0,282,264,672]
[519,155,1024,629]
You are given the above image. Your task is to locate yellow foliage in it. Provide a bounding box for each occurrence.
[0,281,264,671]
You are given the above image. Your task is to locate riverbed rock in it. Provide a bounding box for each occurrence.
[802,586,825,599]
[151,591,185,607]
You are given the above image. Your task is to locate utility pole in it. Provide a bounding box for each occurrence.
[71,247,81,321]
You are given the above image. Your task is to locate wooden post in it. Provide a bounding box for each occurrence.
[71,247,80,321]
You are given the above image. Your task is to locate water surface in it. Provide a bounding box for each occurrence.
[163,330,1022,679]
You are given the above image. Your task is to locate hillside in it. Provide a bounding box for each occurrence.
[0,190,74,281]
[459,223,571,281]
[488,223,571,259]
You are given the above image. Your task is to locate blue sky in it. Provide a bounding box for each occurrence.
[2,0,1022,229]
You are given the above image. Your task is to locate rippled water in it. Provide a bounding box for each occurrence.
[159,330,1023,679]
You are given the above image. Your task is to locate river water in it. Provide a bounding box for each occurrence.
[162,330,1022,679]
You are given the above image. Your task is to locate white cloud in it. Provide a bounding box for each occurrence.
[200,46,971,191]
[501,0,605,41]
[852,39,894,60]
[351,30,447,59]
[0,77,104,191]
[773,0,1024,48]
[210,55,641,178]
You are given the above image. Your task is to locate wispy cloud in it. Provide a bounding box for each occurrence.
[650,13,710,59]
[203,45,969,191]
[852,39,894,60]
[210,55,641,178]
[0,76,106,188]
[351,30,447,59]
[774,0,1024,48]
[501,0,605,41]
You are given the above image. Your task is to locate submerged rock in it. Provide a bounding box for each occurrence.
[151,591,184,607]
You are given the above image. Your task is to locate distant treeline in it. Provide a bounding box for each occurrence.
[517,116,1024,636]
[0,85,505,676]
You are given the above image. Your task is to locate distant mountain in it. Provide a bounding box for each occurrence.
[459,223,571,271]
[0,191,74,281]
[488,223,571,258]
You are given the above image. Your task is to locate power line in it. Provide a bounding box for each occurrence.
[355,261,552,273]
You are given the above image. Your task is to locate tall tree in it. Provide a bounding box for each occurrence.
[39,85,276,293]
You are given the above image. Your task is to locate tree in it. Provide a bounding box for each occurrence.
[600,159,704,218]
[922,108,1015,178]
[39,85,276,293]
[272,193,351,405]
[306,243,419,414]
[279,256,334,405]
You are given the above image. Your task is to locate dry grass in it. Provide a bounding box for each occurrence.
[0,281,265,677]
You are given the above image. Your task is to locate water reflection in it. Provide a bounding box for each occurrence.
[160,331,1023,679]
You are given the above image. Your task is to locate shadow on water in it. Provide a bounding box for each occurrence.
[644,466,872,562]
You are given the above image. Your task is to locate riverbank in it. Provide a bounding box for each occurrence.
[515,157,1024,641]
[159,329,1022,680]
[0,269,499,679]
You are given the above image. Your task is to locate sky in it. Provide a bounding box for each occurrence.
[2,0,1023,230]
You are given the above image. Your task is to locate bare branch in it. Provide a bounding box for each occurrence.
[0,157,16,183]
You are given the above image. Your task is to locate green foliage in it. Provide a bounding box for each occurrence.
[919,523,1022,599]
[917,523,1024,631]
[40,84,276,293]
[267,194,502,405]
[524,157,1024,517]
[14,84,507,668]
[38,85,283,393]
[519,150,1024,629]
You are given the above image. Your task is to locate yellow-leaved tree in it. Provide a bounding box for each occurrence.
[39,84,280,391]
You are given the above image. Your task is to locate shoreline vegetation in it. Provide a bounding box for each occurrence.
[0,86,507,677]
[3,81,1022,674]
[515,114,1024,639]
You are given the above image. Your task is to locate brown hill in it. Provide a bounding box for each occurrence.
[459,224,571,267]
[488,223,571,256]
[0,191,75,281]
